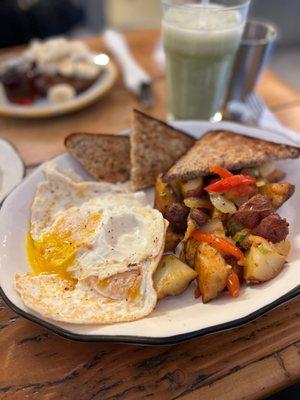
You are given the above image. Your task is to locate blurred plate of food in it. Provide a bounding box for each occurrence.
[0,111,299,344]
[0,37,117,118]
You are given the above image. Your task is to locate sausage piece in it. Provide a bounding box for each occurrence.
[190,208,208,227]
[235,194,274,228]
[252,213,289,243]
[163,203,189,234]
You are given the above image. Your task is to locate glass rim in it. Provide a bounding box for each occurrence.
[161,0,251,11]
[242,20,278,46]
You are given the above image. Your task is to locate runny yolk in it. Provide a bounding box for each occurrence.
[97,270,141,301]
[27,212,101,281]
[26,230,77,281]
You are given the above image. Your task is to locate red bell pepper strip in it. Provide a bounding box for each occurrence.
[210,166,233,179]
[204,175,255,193]
[227,271,240,298]
[191,230,245,260]
[227,183,255,198]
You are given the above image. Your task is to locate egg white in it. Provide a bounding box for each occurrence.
[15,163,168,324]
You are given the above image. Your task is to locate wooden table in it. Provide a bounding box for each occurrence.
[0,30,299,400]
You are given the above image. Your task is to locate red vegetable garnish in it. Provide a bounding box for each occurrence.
[227,271,240,298]
[191,230,245,259]
[11,97,33,106]
[227,183,255,198]
[210,166,233,179]
[204,175,255,193]
[208,177,220,185]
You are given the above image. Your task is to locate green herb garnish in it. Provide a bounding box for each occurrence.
[227,217,244,236]
[258,244,269,254]
[233,229,250,244]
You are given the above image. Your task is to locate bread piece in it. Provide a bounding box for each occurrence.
[65,132,130,183]
[165,130,300,182]
[130,109,195,191]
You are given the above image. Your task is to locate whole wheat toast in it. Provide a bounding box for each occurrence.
[65,132,130,183]
[165,130,300,182]
[130,109,195,191]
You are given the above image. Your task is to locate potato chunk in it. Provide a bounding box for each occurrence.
[153,255,197,299]
[195,243,231,303]
[183,197,212,210]
[183,237,200,267]
[154,174,178,213]
[180,178,203,198]
[259,182,295,209]
[243,235,290,283]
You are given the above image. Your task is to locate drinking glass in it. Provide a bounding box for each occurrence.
[227,20,277,101]
[161,0,250,120]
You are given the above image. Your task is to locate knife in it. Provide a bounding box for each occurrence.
[104,29,154,107]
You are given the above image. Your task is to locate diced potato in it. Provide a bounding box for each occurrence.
[243,235,290,283]
[273,239,291,257]
[169,180,182,199]
[154,174,177,213]
[259,182,295,209]
[180,178,203,198]
[153,255,197,300]
[183,197,212,210]
[183,216,197,241]
[183,237,200,267]
[195,243,232,303]
[200,219,226,237]
[249,235,290,257]
[164,228,182,252]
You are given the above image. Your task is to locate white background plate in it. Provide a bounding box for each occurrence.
[0,121,299,344]
[0,61,117,119]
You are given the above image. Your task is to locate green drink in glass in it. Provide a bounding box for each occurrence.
[162,0,250,120]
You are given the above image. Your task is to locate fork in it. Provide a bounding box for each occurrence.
[246,93,266,124]
[245,92,300,146]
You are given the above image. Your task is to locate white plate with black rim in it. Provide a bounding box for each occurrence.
[0,120,299,344]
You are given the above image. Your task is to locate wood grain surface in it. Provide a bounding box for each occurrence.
[0,30,299,400]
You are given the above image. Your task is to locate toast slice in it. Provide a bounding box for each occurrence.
[65,132,130,183]
[130,109,195,191]
[165,130,300,182]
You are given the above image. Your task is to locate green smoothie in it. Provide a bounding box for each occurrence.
[162,3,244,120]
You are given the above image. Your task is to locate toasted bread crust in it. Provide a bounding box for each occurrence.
[130,109,195,191]
[65,132,130,183]
[165,130,300,182]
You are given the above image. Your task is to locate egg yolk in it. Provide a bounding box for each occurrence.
[97,270,141,301]
[27,212,101,281]
[27,231,77,281]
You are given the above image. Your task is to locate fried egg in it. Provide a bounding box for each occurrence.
[15,163,168,324]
